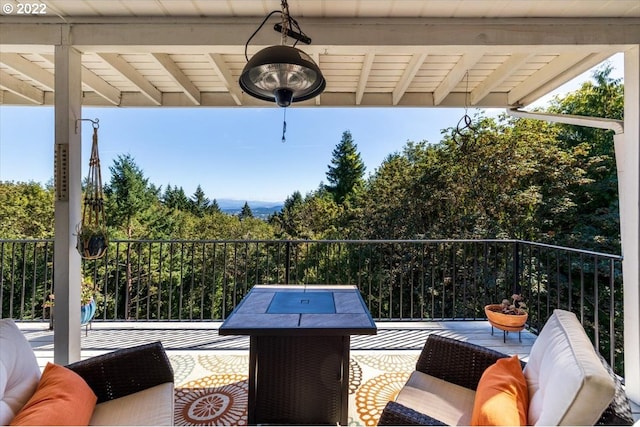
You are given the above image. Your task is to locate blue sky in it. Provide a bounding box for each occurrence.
[0,54,623,203]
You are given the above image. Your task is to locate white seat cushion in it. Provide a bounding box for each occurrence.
[395,370,476,426]
[89,382,174,426]
[0,319,41,426]
[524,309,615,426]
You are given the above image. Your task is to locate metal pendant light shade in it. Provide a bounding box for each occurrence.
[239,45,326,107]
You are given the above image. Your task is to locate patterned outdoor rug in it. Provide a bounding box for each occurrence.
[169,352,419,426]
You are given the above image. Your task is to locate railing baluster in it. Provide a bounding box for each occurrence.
[609,259,615,369]
[146,241,152,320]
[594,255,600,352]
[157,242,163,320]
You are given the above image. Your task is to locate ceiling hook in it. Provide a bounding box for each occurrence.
[75,118,99,134]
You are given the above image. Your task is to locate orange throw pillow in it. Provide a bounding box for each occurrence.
[10,362,97,426]
[471,355,529,426]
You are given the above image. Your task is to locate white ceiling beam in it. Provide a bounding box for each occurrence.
[517,51,616,105]
[0,44,614,56]
[151,53,200,105]
[508,52,590,105]
[40,53,121,105]
[469,53,533,105]
[1,19,638,46]
[0,53,55,90]
[356,53,375,106]
[97,52,162,105]
[0,70,43,104]
[433,51,485,106]
[206,53,242,105]
[392,53,426,105]
[8,90,510,108]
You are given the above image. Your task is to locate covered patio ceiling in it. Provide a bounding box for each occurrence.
[0,0,638,108]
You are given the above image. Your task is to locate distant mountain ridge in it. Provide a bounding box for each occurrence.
[215,198,283,210]
[216,199,283,219]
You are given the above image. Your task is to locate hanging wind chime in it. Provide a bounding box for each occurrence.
[453,71,478,152]
[76,119,109,260]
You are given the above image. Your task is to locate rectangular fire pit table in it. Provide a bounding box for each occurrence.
[219,284,377,425]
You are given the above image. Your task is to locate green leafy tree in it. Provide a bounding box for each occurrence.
[325,130,366,204]
[358,151,414,239]
[0,181,54,238]
[547,65,623,253]
[356,114,585,242]
[272,191,304,237]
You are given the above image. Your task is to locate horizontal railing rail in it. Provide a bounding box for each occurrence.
[0,238,624,373]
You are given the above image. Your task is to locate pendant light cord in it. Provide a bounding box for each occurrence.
[282,108,287,143]
[244,10,280,61]
[243,0,308,61]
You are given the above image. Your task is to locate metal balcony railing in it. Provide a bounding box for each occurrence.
[0,238,624,372]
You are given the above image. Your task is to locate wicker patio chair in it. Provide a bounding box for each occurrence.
[378,328,633,426]
[378,334,509,426]
[66,341,174,403]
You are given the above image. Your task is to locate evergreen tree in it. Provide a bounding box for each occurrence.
[190,185,210,217]
[209,198,221,214]
[162,184,178,209]
[104,154,157,320]
[239,202,253,220]
[175,187,190,211]
[105,154,155,238]
[325,130,366,204]
[163,185,190,211]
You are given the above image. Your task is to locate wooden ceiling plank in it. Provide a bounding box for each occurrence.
[469,53,533,105]
[97,52,162,105]
[518,51,616,105]
[151,53,201,105]
[0,70,44,104]
[0,53,55,90]
[40,53,121,105]
[356,53,375,105]
[433,51,484,106]
[206,53,242,105]
[507,52,592,105]
[392,53,427,105]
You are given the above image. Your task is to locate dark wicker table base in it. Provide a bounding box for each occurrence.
[250,335,350,425]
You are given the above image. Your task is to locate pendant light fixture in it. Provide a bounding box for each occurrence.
[239,0,325,107]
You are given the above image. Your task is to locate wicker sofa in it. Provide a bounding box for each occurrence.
[0,318,174,426]
[378,309,634,426]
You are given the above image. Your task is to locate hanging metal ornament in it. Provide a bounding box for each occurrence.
[453,72,478,152]
[76,119,109,260]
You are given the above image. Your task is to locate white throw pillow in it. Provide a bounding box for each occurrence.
[524,309,615,425]
[0,319,41,425]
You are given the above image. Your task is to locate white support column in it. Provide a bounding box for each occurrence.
[53,43,82,364]
[620,45,640,403]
